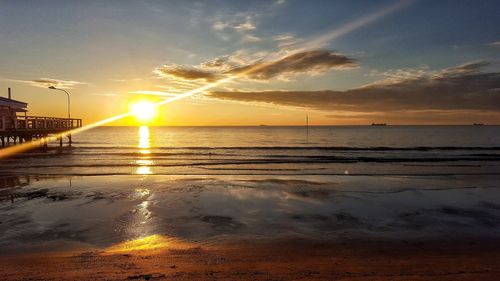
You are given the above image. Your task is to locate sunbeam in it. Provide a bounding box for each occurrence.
[0,0,413,159]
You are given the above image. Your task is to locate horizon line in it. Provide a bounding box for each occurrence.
[99,124,500,127]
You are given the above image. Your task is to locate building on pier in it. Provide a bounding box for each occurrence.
[0,88,82,147]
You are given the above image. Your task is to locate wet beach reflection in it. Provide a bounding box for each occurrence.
[1,174,500,253]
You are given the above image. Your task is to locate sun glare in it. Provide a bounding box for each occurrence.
[130,101,157,123]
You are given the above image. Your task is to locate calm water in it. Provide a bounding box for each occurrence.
[0,125,499,175]
[0,126,500,253]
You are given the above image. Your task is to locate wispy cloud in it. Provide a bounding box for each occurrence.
[155,49,356,82]
[212,20,229,31]
[211,12,262,45]
[11,78,86,89]
[128,90,179,97]
[91,93,123,97]
[273,34,294,42]
[212,16,256,32]
[234,19,256,31]
[243,34,261,42]
[229,49,356,80]
[488,41,500,47]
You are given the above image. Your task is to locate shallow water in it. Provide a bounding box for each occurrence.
[0,126,499,253]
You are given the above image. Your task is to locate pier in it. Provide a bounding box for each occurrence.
[0,88,82,147]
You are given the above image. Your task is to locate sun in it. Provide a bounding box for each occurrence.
[129,101,157,123]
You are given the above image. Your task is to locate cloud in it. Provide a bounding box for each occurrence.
[234,19,256,31]
[273,34,294,42]
[128,90,178,97]
[242,34,261,42]
[488,41,500,47]
[434,61,491,77]
[91,93,123,97]
[272,34,304,49]
[14,78,85,89]
[212,21,229,31]
[228,49,356,80]
[154,65,221,82]
[200,56,232,70]
[209,61,500,114]
[154,49,356,82]
[212,16,256,32]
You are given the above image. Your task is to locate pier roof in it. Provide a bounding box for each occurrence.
[0,96,27,111]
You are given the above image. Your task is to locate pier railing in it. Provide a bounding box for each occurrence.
[17,116,82,131]
[0,115,82,132]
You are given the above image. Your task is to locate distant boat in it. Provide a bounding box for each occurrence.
[259,124,268,127]
[473,123,484,126]
[371,123,387,126]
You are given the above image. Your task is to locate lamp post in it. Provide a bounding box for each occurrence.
[48,86,71,120]
[48,86,72,145]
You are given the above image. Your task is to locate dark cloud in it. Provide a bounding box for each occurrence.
[154,65,221,82]
[228,49,356,80]
[209,62,500,114]
[154,49,356,82]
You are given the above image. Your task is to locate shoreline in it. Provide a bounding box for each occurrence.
[1,237,500,280]
[2,172,500,279]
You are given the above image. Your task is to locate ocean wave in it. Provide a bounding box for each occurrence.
[72,146,500,151]
[1,155,499,169]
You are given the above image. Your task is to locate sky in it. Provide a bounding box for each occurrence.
[0,0,499,125]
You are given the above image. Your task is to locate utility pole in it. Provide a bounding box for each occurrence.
[306,113,309,142]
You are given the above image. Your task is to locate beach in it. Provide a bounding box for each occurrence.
[1,126,500,279]
[2,237,500,280]
[2,173,500,280]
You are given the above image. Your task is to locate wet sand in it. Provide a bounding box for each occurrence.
[2,238,500,280]
[2,174,500,280]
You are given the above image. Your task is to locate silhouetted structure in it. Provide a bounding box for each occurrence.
[0,88,82,147]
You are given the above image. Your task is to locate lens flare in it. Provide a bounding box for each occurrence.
[0,0,412,159]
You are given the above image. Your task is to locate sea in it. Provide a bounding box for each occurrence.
[1,125,499,176]
[0,125,499,253]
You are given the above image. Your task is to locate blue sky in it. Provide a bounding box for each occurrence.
[1,0,499,125]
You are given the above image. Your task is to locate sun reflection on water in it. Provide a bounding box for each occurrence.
[136,166,153,175]
[136,126,153,174]
[138,125,151,153]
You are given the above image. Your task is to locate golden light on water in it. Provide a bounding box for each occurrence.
[104,234,193,254]
[136,166,153,175]
[138,125,151,153]
[134,188,151,198]
[136,159,153,165]
[136,125,153,174]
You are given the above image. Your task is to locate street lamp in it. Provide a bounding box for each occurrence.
[48,86,73,145]
[48,86,71,120]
